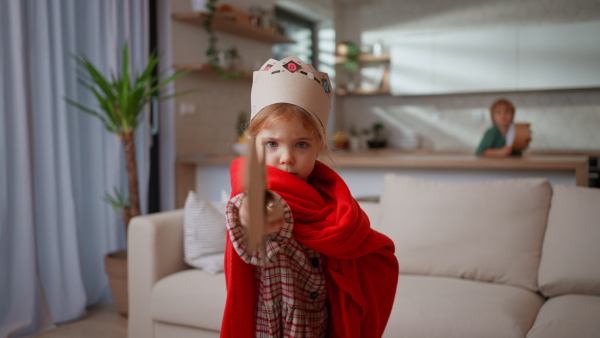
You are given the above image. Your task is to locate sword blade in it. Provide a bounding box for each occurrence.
[244,137,267,256]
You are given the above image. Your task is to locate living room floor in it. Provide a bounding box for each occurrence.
[36,304,126,338]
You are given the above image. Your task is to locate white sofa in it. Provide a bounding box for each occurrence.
[128,176,600,338]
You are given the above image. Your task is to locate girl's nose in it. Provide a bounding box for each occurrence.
[279,149,294,165]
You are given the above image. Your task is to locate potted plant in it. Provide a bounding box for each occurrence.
[348,126,362,151]
[336,41,359,91]
[65,42,192,316]
[367,122,387,149]
[204,0,244,79]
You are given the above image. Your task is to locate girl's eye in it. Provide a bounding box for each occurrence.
[266,141,277,148]
[296,142,308,148]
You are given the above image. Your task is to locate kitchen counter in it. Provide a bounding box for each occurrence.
[328,152,589,182]
[175,151,590,207]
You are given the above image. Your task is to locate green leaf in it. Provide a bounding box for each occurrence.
[64,97,116,132]
[75,55,118,102]
[137,50,160,84]
[146,70,189,98]
[104,186,129,215]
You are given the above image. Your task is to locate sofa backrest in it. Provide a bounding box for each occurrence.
[538,184,600,297]
[378,175,552,291]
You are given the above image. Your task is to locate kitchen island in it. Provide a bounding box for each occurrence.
[175,151,589,207]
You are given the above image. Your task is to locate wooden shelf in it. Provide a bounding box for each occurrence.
[335,53,390,64]
[173,63,253,80]
[336,88,391,96]
[172,12,294,44]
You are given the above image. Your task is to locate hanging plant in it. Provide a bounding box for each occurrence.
[203,0,244,79]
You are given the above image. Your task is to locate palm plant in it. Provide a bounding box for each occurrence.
[66,42,192,232]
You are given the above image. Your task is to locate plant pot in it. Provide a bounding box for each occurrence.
[104,249,128,317]
[367,140,387,149]
[349,136,362,151]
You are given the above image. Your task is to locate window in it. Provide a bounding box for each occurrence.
[273,7,315,65]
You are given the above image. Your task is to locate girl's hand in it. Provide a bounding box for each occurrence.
[266,199,284,234]
[239,192,285,235]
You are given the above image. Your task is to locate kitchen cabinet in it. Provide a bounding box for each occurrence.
[518,21,600,90]
[390,21,600,95]
[433,28,517,94]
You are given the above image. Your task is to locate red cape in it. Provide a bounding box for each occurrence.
[221,159,399,337]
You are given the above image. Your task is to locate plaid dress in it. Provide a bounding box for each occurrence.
[226,192,328,338]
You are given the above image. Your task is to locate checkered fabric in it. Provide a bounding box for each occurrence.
[226,192,328,338]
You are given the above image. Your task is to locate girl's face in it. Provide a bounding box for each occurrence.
[492,105,514,128]
[255,118,321,182]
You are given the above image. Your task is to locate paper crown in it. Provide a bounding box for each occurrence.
[251,56,332,132]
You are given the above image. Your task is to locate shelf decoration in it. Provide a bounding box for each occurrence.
[336,41,360,71]
[336,41,360,91]
[203,0,244,79]
[173,2,294,80]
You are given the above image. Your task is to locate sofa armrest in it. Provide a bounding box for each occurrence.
[128,209,187,338]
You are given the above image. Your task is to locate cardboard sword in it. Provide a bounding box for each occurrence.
[243,137,267,256]
[242,137,284,257]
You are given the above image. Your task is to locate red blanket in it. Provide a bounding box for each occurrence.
[221,158,399,337]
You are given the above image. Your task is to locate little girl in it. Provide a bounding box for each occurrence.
[221,56,399,337]
[476,98,522,157]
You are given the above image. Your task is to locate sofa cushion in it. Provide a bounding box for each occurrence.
[385,275,544,338]
[527,294,600,338]
[538,184,600,297]
[380,176,551,291]
[151,269,226,331]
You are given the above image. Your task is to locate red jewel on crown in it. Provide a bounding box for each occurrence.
[284,61,299,72]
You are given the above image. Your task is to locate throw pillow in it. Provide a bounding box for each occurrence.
[184,191,227,274]
[379,175,552,291]
[538,184,600,297]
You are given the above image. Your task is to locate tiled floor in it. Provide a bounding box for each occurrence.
[36,304,126,338]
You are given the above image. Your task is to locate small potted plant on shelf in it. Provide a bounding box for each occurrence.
[65,42,193,317]
[336,41,360,92]
[348,126,362,151]
[367,122,387,149]
[203,0,244,79]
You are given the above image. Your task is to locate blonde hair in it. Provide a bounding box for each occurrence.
[248,103,330,155]
[489,98,515,125]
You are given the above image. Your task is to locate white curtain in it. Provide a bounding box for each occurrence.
[0,0,149,336]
